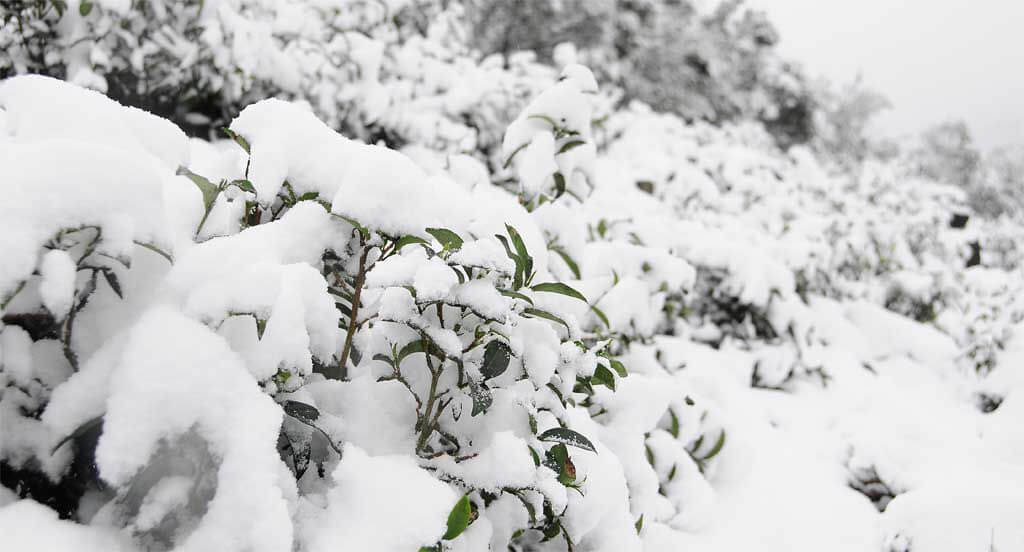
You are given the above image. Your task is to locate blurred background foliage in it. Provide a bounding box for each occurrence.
[3,0,1021,217]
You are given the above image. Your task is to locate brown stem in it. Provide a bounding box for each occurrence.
[336,244,370,380]
[416,348,445,454]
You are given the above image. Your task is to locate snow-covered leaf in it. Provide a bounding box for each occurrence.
[538,427,596,453]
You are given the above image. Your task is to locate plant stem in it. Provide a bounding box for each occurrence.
[416,349,443,454]
[336,244,370,380]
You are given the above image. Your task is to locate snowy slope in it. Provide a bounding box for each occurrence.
[2,25,1024,552]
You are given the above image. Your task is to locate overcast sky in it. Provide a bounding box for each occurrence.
[746,0,1024,152]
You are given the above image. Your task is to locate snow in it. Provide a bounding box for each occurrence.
[0,326,33,388]
[428,431,538,491]
[229,98,475,237]
[333,151,474,238]
[881,482,1024,551]
[517,130,558,197]
[306,376,419,456]
[165,202,342,379]
[0,140,171,300]
[46,307,295,552]
[0,500,130,552]
[300,445,456,552]
[0,75,187,169]
[412,256,459,301]
[377,286,418,322]
[3,21,1024,552]
[133,475,193,532]
[38,249,77,317]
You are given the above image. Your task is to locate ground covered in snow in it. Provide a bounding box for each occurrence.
[2,2,1024,552]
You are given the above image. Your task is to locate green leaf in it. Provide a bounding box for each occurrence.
[101,270,122,299]
[330,213,370,240]
[505,224,533,281]
[529,446,541,466]
[527,114,558,128]
[538,427,596,453]
[550,247,581,279]
[544,442,577,485]
[78,0,92,16]
[541,519,563,542]
[51,415,102,455]
[451,265,466,284]
[230,179,256,194]
[590,304,610,329]
[495,233,526,289]
[498,289,534,305]
[546,382,568,408]
[397,339,427,365]
[443,496,473,540]
[425,227,464,254]
[523,308,570,334]
[134,240,174,263]
[700,430,726,461]
[495,234,516,263]
[691,434,704,454]
[668,408,680,439]
[177,167,220,214]
[552,172,566,199]
[502,142,529,169]
[547,442,569,467]
[481,340,512,380]
[297,191,320,201]
[635,514,644,534]
[560,459,577,486]
[255,318,267,340]
[282,181,298,203]
[469,378,493,416]
[593,364,616,391]
[394,235,430,252]
[530,282,587,303]
[510,490,536,523]
[50,0,67,16]
[609,358,627,378]
[283,400,320,424]
[557,139,585,154]
[221,127,251,153]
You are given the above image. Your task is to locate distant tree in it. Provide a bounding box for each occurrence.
[911,122,1024,218]
[815,77,892,164]
[975,145,1024,217]
[915,121,981,188]
[465,0,818,148]
[464,0,613,61]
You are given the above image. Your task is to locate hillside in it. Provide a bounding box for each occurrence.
[1,1,1023,551]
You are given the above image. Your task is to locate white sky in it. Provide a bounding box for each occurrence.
[746,0,1024,151]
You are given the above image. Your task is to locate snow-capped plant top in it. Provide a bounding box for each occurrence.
[502,64,600,203]
[0,75,186,303]
[1,72,657,551]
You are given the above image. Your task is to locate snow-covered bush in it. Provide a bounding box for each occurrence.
[4,4,1024,550]
[1,70,696,551]
[0,0,567,161]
